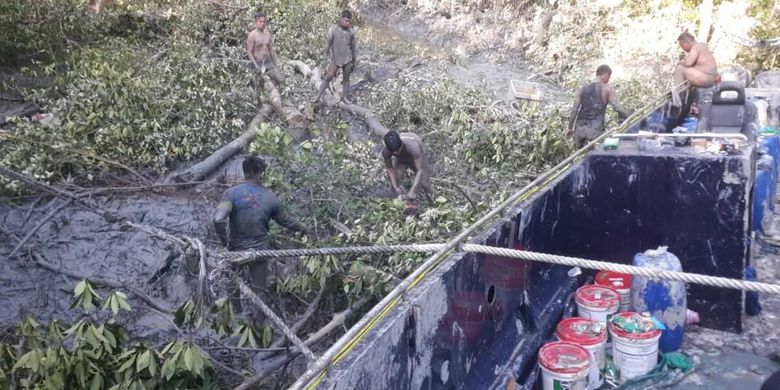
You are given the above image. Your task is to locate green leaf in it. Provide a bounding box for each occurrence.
[262,326,272,348]
[89,373,103,390]
[75,280,88,296]
[136,350,151,372]
[183,347,193,371]
[160,358,176,381]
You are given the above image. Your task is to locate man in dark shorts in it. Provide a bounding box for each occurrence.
[313,10,357,103]
[213,156,308,305]
[568,65,632,148]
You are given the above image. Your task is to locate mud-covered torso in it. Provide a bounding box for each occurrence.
[221,183,280,250]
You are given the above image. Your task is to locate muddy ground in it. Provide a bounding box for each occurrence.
[2,5,779,389]
[0,189,215,337]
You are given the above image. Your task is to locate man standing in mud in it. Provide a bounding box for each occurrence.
[383,130,434,205]
[247,12,283,90]
[213,156,307,305]
[568,65,631,148]
[672,32,717,107]
[313,10,357,103]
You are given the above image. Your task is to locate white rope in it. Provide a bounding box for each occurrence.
[218,242,780,294]
[462,244,780,295]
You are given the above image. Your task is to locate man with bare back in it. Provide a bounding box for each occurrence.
[672,32,717,107]
[382,130,433,204]
[247,12,283,88]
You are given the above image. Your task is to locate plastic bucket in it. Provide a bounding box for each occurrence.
[594,271,633,312]
[575,285,620,325]
[538,341,591,390]
[609,312,662,381]
[556,317,607,389]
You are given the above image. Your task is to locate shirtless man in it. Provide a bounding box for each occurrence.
[246,12,283,88]
[569,65,631,148]
[313,10,357,103]
[672,32,717,107]
[382,130,433,203]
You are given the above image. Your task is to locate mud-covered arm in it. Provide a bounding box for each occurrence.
[270,35,280,67]
[681,45,700,68]
[324,27,334,58]
[408,155,425,199]
[350,31,357,65]
[607,88,631,119]
[246,32,259,69]
[383,149,402,195]
[568,87,582,131]
[271,202,308,234]
[213,200,233,247]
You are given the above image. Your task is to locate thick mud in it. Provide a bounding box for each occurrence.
[0,189,216,338]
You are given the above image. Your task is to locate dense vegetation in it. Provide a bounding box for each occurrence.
[1,0,778,387]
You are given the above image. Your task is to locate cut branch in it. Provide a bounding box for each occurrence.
[32,253,173,313]
[234,295,372,390]
[9,198,72,257]
[235,277,316,362]
[290,60,390,137]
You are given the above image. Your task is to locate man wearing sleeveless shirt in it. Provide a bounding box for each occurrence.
[313,10,357,103]
[568,65,631,148]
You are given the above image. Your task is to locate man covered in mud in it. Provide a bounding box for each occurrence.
[568,65,631,148]
[672,32,718,107]
[313,10,357,103]
[382,130,434,205]
[213,156,308,301]
[247,12,283,89]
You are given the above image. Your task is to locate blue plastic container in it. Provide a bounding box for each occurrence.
[753,158,774,233]
[759,135,780,173]
[631,247,686,353]
[680,116,698,133]
[760,153,778,211]
[745,266,762,316]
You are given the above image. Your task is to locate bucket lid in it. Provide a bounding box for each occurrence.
[556,317,607,345]
[609,312,662,340]
[594,271,632,291]
[575,285,620,308]
[538,341,591,374]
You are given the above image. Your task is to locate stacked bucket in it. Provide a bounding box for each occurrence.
[537,271,668,390]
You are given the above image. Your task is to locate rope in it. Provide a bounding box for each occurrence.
[220,244,447,266]
[220,242,780,295]
[461,244,780,295]
[234,277,317,362]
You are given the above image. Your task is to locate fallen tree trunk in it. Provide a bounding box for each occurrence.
[290,60,390,137]
[167,104,273,183]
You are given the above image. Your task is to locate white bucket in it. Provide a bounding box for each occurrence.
[539,341,591,390]
[556,317,607,389]
[575,285,620,326]
[609,312,662,381]
[595,271,633,312]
